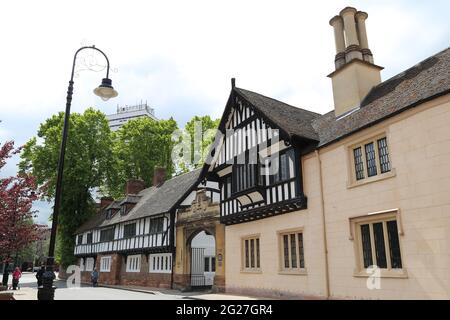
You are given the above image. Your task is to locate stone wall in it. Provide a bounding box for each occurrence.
[224,94,450,299]
[117,254,171,288]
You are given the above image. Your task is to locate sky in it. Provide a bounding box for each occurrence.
[0,0,449,225]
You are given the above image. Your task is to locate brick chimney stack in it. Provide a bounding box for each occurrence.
[125,179,146,195]
[152,167,166,187]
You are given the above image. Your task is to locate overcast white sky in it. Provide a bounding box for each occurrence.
[0,0,449,225]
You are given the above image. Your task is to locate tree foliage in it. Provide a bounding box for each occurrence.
[0,141,43,264]
[18,110,218,267]
[177,115,220,172]
[19,108,115,267]
[105,117,178,198]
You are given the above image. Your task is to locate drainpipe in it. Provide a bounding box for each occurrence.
[315,150,330,299]
[169,211,175,289]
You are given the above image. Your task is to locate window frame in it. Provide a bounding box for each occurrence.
[120,204,128,216]
[86,232,93,244]
[149,253,172,273]
[79,258,85,272]
[350,210,407,278]
[277,228,307,275]
[100,256,112,272]
[126,254,141,273]
[231,162,260,194]
[347,133,396,188]
[99,227,115,242]
[241,234,261,273]
[123,222,137,239]
[268,148,295,186]
[85,257,95,272]
[149,217,164,234]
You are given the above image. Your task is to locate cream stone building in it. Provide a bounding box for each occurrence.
[200,6,450,299]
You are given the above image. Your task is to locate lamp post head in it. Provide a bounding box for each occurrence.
[94,78,118,101]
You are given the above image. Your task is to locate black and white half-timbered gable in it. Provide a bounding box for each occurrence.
[204,80,321,225]
[73,169,201,261]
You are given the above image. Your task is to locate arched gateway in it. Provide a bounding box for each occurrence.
[173,189,225,292]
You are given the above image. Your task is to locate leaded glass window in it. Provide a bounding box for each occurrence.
[358,218,403,270]
[245,239,249,268]
[353,147,365,180]
[377,137,391,173]
[352,136,392,182]
[365,142,378,177]
[360,224,373,268]
[243,236,260,271]
[280,231,305,271]
[387,221,402,268]
[373,222,387,268]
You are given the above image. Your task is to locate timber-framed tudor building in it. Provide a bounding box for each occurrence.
[71,7,450,299]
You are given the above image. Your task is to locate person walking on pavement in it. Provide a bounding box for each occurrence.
[91,268,99,287]
[36,265,45,287]
[12,267,22,290]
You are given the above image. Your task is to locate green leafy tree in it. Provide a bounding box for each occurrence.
[177,115,220,173]
[19,108,115,267]
[106,117,178,198]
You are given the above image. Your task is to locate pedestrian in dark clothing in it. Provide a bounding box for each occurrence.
[36,266,45,287]
[12,267,21,290]
[2,266,10,287]
[91,268,99,287]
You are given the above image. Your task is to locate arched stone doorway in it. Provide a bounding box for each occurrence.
[189,230,215,288]
[173,189,225,292]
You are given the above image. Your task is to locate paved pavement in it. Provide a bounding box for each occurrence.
[8,273,186,300]
[6,272,258,300]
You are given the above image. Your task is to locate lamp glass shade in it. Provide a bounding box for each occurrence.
[94,78,118,101]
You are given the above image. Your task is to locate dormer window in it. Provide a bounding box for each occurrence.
[120,204,128,215]
[105,202,120,219]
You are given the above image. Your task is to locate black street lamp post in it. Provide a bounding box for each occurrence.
[38,46,118,300]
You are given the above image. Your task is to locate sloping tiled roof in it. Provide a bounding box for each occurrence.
[105,200,121,210]
[98,169,201,227]
[229,47,450,148]
[312,47,450,147]
[74,210,107,234]
[74,169,201,234]
[234,87,322,142]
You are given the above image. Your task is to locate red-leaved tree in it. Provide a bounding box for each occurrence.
[0,141,43,266]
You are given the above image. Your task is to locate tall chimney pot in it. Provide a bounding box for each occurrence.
[328,7,383,117]
[329,15,346,69]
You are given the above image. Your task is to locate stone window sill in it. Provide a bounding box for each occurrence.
[278,268,307,276]
[347,169,396,189]
[240,269,262,274]
[353,268,408,279]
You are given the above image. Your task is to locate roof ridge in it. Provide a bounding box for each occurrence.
[235,87,322,116]
[368,47,449,92]
[137,168,202,194]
